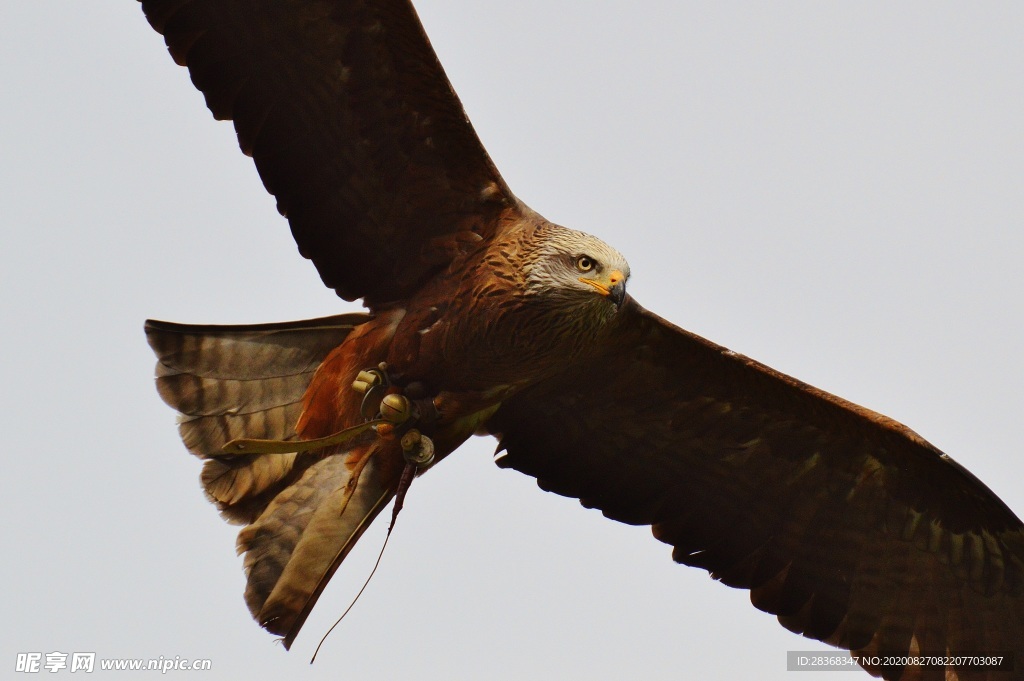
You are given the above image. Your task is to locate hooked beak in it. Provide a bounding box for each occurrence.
[579,269,626,306]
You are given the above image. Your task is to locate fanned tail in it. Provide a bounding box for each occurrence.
[146,313,405,647]
[237,439,398,648]
[145,313,369,523]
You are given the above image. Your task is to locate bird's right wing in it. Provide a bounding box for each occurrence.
[487,298,1024,681]
[138,0,526,305]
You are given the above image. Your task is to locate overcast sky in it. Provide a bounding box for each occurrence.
[3,1,1023,679]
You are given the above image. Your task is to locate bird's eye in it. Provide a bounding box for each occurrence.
[575,255,596,272]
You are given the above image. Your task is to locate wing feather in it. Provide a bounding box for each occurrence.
[138,0,523,304]
[487,298,1024,680]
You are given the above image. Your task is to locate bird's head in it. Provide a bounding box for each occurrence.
[522,225,630,308]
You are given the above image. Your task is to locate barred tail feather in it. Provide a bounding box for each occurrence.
[145,314,370,522]
[237,442,397,648]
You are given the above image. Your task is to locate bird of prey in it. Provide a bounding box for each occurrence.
[139,1,1023,678]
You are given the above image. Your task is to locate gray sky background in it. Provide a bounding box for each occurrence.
[3,2,1023,679]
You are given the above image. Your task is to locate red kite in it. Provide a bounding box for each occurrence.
[139,1,1023,678]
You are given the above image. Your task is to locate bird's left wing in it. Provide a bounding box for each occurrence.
[138,0,524,305]
[487,298,1024,681]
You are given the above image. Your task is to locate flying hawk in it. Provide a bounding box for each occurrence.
[139,1,1023,678]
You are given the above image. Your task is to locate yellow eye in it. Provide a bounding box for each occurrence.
[576,255,596,272]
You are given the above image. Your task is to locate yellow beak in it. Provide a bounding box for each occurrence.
[579,269,626,305]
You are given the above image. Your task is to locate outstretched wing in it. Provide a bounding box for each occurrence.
[138,0,522,305]
[487,298,1024,681]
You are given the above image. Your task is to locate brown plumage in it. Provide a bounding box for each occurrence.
[139,0,1024,678]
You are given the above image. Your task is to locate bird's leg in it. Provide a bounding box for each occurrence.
[378,394,437,466]
[389,428,435,530]
[351,363,437,528]
[220,362,438,466]
[351,362,439,428]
